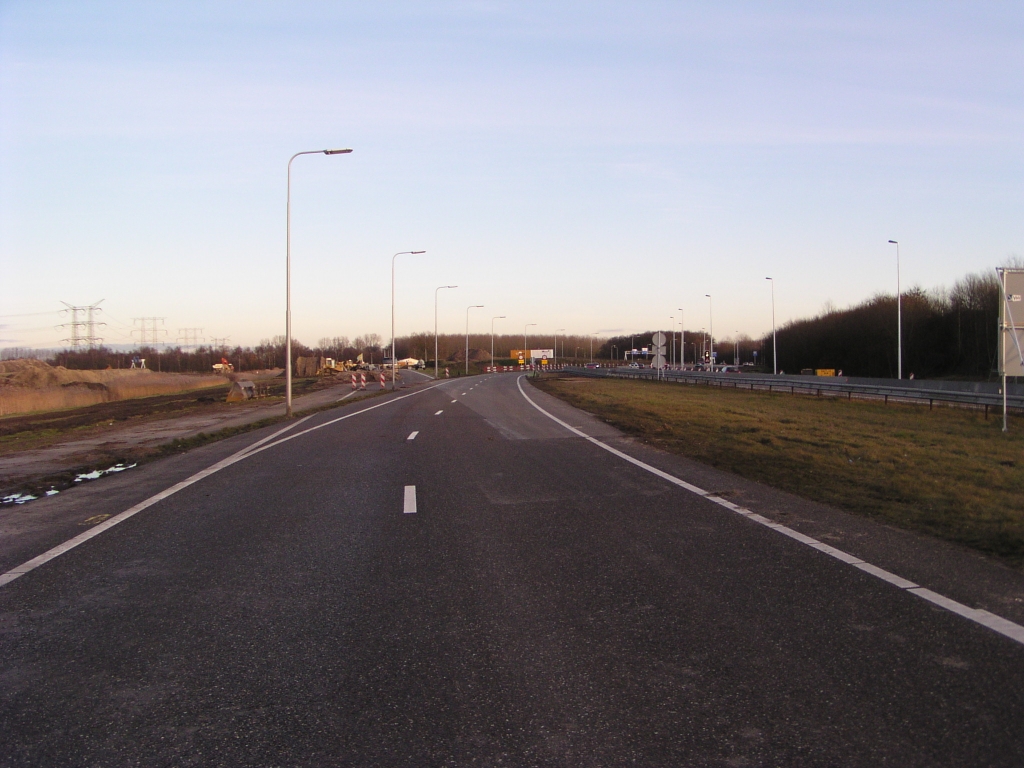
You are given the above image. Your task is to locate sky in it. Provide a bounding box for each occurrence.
[1,1,1022,350]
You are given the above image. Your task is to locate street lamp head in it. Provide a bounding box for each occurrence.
[765,276,772,280]
[705,294,711,298]
[323,148,353,155]
[888,240,898,244]
[411,250,426,254]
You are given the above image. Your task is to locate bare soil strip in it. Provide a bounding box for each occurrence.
[0,376,365,498]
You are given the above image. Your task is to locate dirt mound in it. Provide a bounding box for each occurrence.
[0,359,153,389]
[0,359,226,417]
[1,359,67,388]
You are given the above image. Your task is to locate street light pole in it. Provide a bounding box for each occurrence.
[391,250,426,390]
[705,294,714,371]
[435,285,457,379]
[735,332,739,366]
[555,329,565,367]
[524,323,536,365]
[766,277,777,375]
[286,147,352,418]
[465,305,484,374]
[669,317,674,367]
[491,315,505,371]
[889,240,902,379]
[678,308,684,368]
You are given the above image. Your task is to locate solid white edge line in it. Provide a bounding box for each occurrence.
[404,485,417,514]
[0,382,445,588]
[0,415,310,588]
[407,431,419,440]
[514,375,1024,648]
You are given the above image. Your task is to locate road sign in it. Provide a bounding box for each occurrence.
[651,332,667,372]
[1000,269,1024,377]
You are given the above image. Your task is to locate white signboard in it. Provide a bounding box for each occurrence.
[530,349,554,360]
[1000,269,1024,377]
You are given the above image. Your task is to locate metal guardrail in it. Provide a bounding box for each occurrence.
[560,366,1024,415]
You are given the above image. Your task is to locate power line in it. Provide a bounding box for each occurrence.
[0,311,61,319]
[176,328,204,350]
[132,317,168,346]
[57,300,105,348]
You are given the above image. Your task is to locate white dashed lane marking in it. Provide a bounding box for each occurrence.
[434,410,443,416]
[0,382,453,589]
[404,485,417,514]
[407,431,419,440]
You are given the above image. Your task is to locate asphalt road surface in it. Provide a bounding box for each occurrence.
[1,373,1022,766]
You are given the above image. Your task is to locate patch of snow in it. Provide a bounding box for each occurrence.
[74,462,137,483]
[2,493,38,505]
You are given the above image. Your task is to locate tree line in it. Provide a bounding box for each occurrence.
[766,269,1003,379]
[9,265,1008,379]
[597,268,1008,379]
[16,331,604,374]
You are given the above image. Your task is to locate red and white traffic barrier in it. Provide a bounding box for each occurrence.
[351,373,357,390]
[359,372,367,390]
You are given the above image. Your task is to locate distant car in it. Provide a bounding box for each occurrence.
[720,365,741,373]
[585,363,600,369]
[627,362,640,369]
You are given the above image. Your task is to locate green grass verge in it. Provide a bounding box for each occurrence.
[533,375,1024,566]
